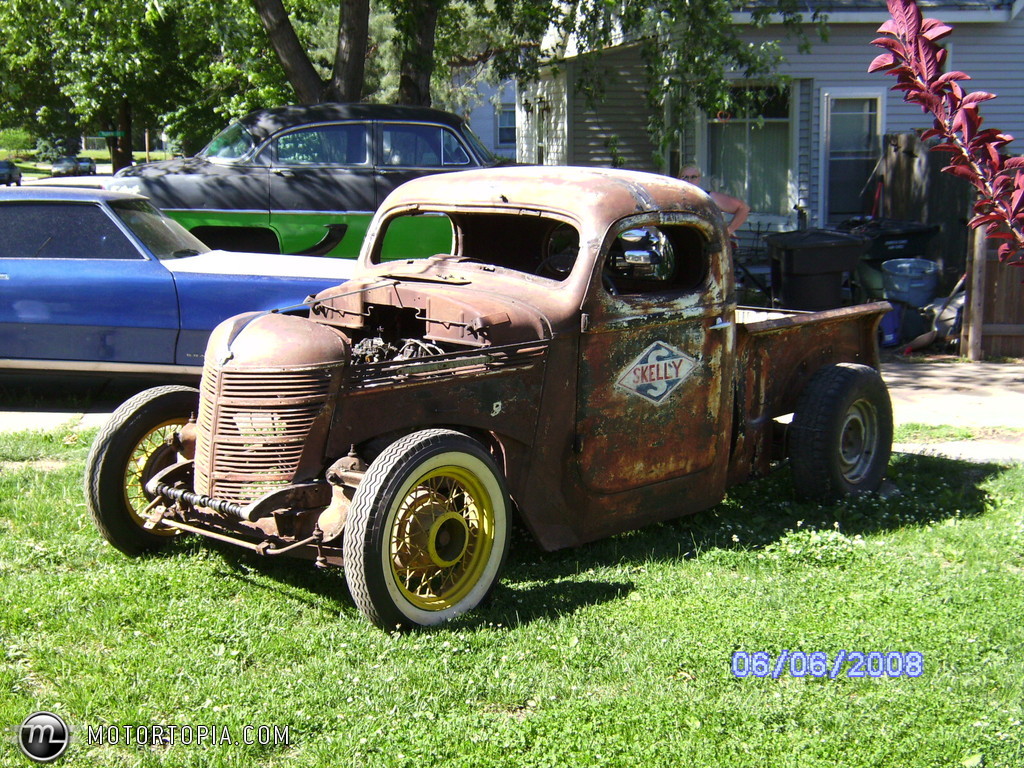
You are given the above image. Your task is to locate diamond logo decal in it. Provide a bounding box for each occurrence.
[615,341,697,406]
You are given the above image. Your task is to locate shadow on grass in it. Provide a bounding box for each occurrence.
[500,452,1012,582]
[144,452,1014,630]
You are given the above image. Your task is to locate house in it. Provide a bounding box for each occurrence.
[516,1,1024,235]
[465,81,518,161]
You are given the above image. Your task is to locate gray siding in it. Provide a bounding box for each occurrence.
[523,11,1024,225]
[567,45,660,171]
[743,18,1024,224]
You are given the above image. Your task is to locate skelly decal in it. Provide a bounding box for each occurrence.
[615,341,697,406]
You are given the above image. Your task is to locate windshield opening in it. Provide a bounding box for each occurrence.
[199,122,256,161]
[375,211,579,282]
[110,199,211,259]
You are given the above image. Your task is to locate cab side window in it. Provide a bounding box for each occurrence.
[604,225,707,296]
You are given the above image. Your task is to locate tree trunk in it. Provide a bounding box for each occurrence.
[325,0,370,102]
[251,0,324,103]
[396,0,442,106]
[112,98,133,172]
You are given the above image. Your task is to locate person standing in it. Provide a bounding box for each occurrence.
[679,164,750,236]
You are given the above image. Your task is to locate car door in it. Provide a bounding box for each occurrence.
[575,221,734,495]
[266,121,376,255]
[374,121,477,206]
[0,200,179,366]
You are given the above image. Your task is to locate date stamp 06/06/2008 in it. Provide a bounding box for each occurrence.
[731,650,924,680]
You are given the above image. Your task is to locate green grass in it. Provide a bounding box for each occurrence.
[1,427,1022,767]
[895,422,1024,443]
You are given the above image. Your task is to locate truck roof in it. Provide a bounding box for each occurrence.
[377,166,718,228]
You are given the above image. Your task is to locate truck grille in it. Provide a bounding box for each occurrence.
[194,366,335,505]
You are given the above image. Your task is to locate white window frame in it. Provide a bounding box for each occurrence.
[496,104,516,147]
[818,88,886,225]
[694,83,799,230]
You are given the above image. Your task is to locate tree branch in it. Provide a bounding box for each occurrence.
[250,0,324,103]
[870,0,1024,267]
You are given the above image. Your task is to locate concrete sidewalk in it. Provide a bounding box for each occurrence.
[881,358,1024,464]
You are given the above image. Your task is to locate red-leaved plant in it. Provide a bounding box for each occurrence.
[869,0,1024,268]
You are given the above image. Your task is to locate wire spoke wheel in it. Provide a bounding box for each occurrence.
[85,386,199,555]
[345,430,510,629]
[389,466,495,610]
[122,418,189,533]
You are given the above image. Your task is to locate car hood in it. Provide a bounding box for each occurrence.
[117,157,211,177]
[163,251,357,281]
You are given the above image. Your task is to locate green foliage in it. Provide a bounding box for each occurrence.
[0,0,825,154]
[0,128,34,152]
[34,133,80,161]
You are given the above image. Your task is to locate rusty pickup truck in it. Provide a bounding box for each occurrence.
[85,166,893,629]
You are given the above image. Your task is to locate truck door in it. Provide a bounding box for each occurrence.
[576,221,734,494]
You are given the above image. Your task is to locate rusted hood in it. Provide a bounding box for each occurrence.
[311,266,561,347]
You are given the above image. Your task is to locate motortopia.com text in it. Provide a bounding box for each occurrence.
[86,724,291,747]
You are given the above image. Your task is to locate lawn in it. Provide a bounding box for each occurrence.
[1,425,1022,767]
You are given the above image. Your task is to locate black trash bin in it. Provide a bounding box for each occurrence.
[766,229,867,311]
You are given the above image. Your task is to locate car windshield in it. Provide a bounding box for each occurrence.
[110,199,211,259]
[198,122,256,161]
[459,125,499,165]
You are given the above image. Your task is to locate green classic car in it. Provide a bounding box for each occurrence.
[110,104,504,259]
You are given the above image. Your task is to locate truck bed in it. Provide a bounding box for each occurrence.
[727,301,891,485]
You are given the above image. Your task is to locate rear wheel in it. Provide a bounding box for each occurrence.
[344,429,510,629]
[789,363,893,500]
[84,385,199,555]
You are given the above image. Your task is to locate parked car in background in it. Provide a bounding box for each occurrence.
[0,187,354,376]
[51,156,83,177]
[77,156,97,175]
[110,103,505,258]
[0,160,22,186]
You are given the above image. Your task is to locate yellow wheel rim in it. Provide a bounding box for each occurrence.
[122,418,186,535]
[388,465,496,611]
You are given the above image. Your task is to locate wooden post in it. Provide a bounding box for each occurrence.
[966,227,987,361]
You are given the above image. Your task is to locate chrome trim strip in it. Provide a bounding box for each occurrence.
[162,208,375,217]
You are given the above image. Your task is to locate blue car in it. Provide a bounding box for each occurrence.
[0,187,354,376]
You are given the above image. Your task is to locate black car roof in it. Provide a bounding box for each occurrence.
[0,186,144,203]
[236,103,467,143]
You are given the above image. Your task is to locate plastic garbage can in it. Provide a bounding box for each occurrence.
[766,229,867,311]
[882,258,940,307]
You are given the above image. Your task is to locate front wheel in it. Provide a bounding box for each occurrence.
[84,385,199,555]
[789,363,893,500]
[344,429,511,629]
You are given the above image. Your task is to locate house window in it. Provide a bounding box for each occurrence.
[824,95,881,222]
[497,105,516,146]
[705,89,791,217]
